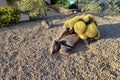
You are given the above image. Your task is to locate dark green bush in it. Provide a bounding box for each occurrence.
[0,6,20,28]
[52,0,70,8]
[56,0,69,8]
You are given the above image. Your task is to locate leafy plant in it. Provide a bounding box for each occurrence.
[79,0,120,13]
[79,0,103,12]
[0,6,20,28]
[53,0,70,8]
[17,0,47,20]
[107,0,120,13]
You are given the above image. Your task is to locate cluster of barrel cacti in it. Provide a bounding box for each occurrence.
[63,14,100,40]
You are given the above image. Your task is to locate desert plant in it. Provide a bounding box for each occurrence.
[79,0,120,13]
[53,0,70,8]
[107,0,120,13]
[17,0,47,20]
[0,6,20,28]
[79,0,104,12]
[57,0,69,7]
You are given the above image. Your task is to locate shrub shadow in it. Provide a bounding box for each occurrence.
[47,11,72,20]
[51,23,64,28]
[46,12,73,28]
[0,21,39,33]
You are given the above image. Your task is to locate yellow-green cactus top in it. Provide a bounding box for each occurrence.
[74,21,87,34]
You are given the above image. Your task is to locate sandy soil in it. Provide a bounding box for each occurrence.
[0,11,120,80]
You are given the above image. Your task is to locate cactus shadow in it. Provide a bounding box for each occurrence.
[99,23,120,39]
[69,23,120,54]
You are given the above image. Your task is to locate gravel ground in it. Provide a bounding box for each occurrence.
[0,12,120,80]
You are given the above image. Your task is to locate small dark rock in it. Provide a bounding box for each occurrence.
[10,76,17,80]
[9,52,18,61]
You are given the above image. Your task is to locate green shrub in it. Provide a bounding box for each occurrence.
[107,0,120,13]
[56,0,69,8]
[79,0,120,13]
[17,0,47,20]
[79,0,103,12]
[0,6,20,28]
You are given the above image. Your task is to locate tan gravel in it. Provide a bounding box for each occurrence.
[0,11,120,80]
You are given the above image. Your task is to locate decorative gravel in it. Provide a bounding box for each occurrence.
[0,12,120,80]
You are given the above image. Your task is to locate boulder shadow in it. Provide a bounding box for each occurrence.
[70,40,89,54]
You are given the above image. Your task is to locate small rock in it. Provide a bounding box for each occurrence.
[9,52,18,61]
[73,10,77,14]
[41,20,52,29]
[109,61,118,69]
[81,9,85,12]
